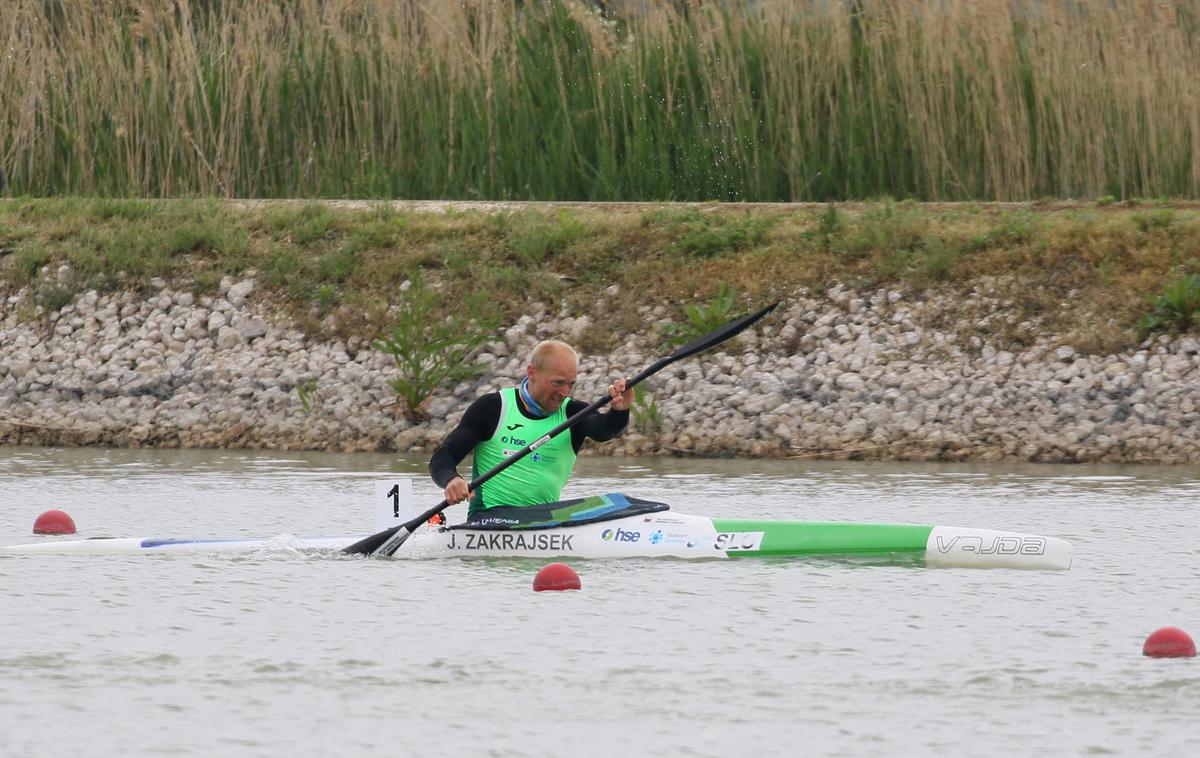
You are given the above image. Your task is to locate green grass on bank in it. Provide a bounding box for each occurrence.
[2,198,1199,356]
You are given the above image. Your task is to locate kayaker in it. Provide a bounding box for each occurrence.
[429,339,633,518]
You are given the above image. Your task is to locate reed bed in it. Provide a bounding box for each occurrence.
[2,0,1198,201]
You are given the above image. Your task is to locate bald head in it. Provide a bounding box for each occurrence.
[530,340,578,372]
[526,340,578,413]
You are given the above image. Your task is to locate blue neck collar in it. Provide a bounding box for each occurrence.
[519,378,548,418]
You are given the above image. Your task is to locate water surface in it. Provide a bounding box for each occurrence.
[2,447,1198,757]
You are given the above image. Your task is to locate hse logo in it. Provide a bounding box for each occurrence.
[715,531,764,551]
[601,527,641,543]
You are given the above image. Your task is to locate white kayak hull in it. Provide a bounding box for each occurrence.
[2,511,1073,570]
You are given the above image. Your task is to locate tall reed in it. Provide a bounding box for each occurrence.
[1,0,1198,201]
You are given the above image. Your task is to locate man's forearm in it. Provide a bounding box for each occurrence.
[429,447,464,488]
[587,408,629,442]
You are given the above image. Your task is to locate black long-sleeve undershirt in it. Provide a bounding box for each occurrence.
[429,392,629,489]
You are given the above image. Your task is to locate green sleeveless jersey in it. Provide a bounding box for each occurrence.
[470,387,577,513]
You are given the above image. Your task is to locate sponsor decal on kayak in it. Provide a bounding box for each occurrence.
[601,527,641,543]
[648,529,691,547]
[470,516,520,526]
[934,534,1046,556]
[715,531,764,551]
[446,532,575,551]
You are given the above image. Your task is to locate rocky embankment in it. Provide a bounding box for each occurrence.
[1,273,1198,464]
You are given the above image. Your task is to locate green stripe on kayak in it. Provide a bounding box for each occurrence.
[711,520,935,557]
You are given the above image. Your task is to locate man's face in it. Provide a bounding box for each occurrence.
[527,351,577,413]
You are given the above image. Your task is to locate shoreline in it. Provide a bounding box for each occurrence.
[2,276,1197,465]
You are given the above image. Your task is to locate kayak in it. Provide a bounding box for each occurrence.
[0,515,1071,569]
[0,486,1073,569]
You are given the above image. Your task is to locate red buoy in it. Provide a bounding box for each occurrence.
[533,562,581,592]
[1143,627,1196,658]
[33,509,77,535]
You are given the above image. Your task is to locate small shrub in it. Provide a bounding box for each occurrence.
[319,246,357,283]
[807,203,841,251]
[1136,274,1200,338]
[662,282,738,346]
[99,231,148,284]
[262,202,337,244]
[167,222,245,256]
[991,211,1037,245]
[263,244,299,281]
[1132,209,1175,233]
[911,238,962,285]
[643,208,770,258]
[672,216,769,257]
[349,208,408,249]
[875,248,914,280]
[314,285,339,312]
[818,204,841,237]
[837,202,927,261]
[964,232,995,252]
[37,281,76,313]
[295,379,319,414]
[11,242,52,283]
[631,384,662,434]
[506,212,587,265]
[375,275,498,422]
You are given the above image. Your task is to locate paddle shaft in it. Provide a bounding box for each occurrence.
[342,301,779,557]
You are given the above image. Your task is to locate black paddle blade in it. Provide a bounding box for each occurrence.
[341,525,403,557]
[666,302,779,364]
[342,498,450,556]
